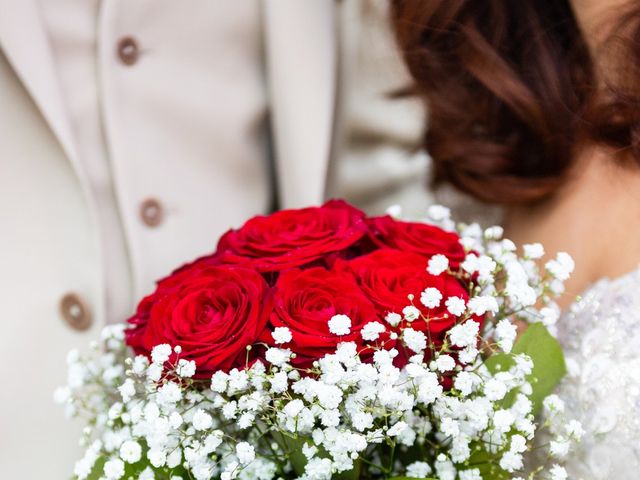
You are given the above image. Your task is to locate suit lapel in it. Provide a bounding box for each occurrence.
[0,0,79,167]
[264,0,338,209]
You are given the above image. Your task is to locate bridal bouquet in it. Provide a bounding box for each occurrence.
[57,200,581,480]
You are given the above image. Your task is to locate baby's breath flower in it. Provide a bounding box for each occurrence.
[445,296,466,316]
[406,461,432,478]
[236,442,255,465]
[420,287,443,309]
[495,319,518,353]
[271,326,293,345]
[549,464,568,480]
[523,242,545,259]
[385,312,402,327]
[435,354,456,373]
[427,254,449,276]
[150,344,172,364]
[328,314,352,336]
[176,359,196,378]
[192,409,213,431]
[402,305,420,322]
[119,440,142,463]
[403,328,427,353]
[103,458,125,480]
[361,321,385,341]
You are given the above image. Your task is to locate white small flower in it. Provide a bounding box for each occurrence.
[493,409,515,433]
[445,296,466,316]
[283,399,305,418]
[210,371,228,393]
[385,312,402,327]
[549,465,568,480]
[566,420,585,440]
[427,205,451,221]
[539,306,560,327]
[420,287,443,309]
[103,458,125,480]
[271,326,292,344]
[132,355,149,375]
[467,296,499,315]
[265,347,292,367]
[169,412,183,429]
[236,442,255,465]
[435,354,455,372]
[139,467,155,480]
[269,371,289,393]
[386,204,402,217]
[495,319,518,353]
[543,394,565,413]
[361,321,386,341]
[499,451,522,472]
[146,363,163,382]
[402,305,421,322]
[454,371,476,396]
[328,314,352,336]
[304,458,332,479]
[151,344,172,364]
[406,461,432,478]
[192,409,213,431]
[550,439,570,458]
[176,359,196,378]
[440,417,459,437]
[118,379,136,403]
[222,401,238,420]
[119,440,142,463]
[427,254,449,276]
[523,242,545,259]
[484,226,504,240]
[459,469,482,480]
[403,328,427,353]
[387,421,408,437]
[448,320,479,348]
[157,381,182,405]
[484,378,508,401]
[510,434,527,453]
[545,252,574,281]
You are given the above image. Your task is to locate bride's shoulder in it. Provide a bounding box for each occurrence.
[554,266,640,479]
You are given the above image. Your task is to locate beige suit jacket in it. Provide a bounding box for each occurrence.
[0,0,336,476]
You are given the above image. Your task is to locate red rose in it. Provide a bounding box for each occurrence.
[367,215,465,268]
[268,267,378,369]
[126,263,272,378]
[215,200,368,272]
[335,249,475,361]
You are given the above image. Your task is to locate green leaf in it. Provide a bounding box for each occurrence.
[486,322,566,414]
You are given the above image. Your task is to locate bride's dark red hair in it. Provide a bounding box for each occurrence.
[391,0,640,203]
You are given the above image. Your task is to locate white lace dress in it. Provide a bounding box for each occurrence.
[555,268,640,479]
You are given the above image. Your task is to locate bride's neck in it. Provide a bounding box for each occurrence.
[505,146,640,308]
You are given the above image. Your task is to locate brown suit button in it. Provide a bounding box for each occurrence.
[117,36,139,65]
[60,293,92,331]
[140,198,164,227]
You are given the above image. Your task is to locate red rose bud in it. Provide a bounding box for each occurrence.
[367,215,466,269]
[215,200,368,272]
[267,267,379,369]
